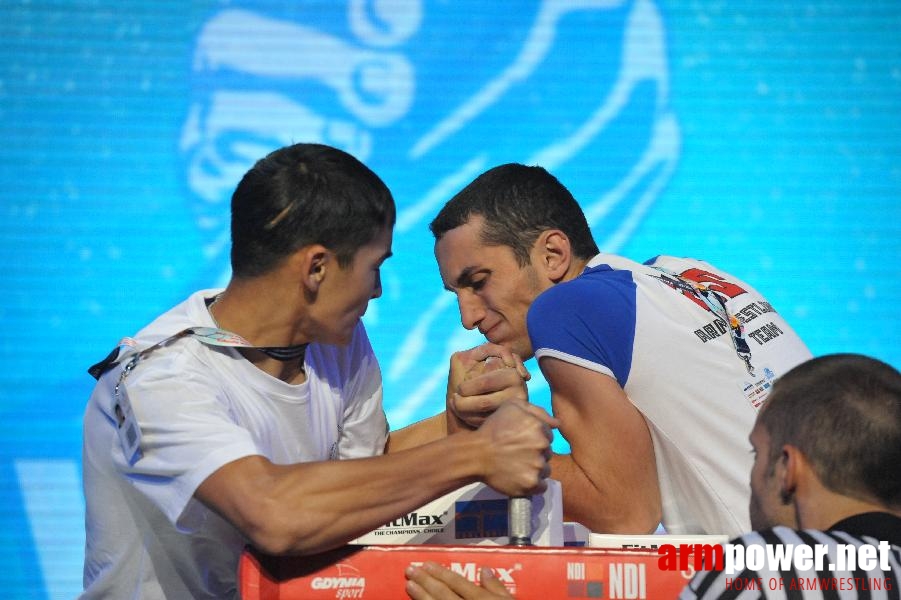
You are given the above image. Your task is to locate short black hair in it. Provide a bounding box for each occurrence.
[759,353,901,507]
[429,163,598,266]
[230,143,395,278]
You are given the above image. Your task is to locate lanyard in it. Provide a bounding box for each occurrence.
[87,326,306,380]
[650,267,755,377]
[90,326,307,465]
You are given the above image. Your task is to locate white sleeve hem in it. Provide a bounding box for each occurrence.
[533,348,617,380]
[150,443,261,531]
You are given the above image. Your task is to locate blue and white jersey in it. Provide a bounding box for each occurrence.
[528,254,812,536]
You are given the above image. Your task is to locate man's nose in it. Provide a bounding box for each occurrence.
[457,291,485,331]
[371,271,383,299]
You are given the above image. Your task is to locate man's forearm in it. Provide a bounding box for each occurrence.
[385,412,449,453]
[198,401,554,556]
[199,429,488,556]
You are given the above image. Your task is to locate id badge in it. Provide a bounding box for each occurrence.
[114,384,143,464]
[738,365,778,411]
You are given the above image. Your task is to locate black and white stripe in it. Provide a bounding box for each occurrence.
[680,525,901,600]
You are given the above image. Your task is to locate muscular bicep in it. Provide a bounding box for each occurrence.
[194,455,293,550]
[541,357,661,533]
[193,454,404,556]
[193,455,368,555]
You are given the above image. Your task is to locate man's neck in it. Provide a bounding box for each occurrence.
[213,277,308,343]
[211,278,312,383]
[562,256,591,282]
[797,490,899,531]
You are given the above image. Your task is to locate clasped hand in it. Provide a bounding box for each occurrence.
[446,343,531,431]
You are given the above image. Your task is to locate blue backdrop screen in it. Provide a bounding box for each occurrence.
[2,1,900,597]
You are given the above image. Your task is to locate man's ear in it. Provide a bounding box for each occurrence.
[293,245,331,293]
[535,230,572,282]
[778,444,803,504]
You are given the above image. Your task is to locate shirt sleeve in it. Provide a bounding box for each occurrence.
[112,349,260,531]
[526,265,637,387]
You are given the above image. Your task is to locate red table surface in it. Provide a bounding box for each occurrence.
[239,543,694,599]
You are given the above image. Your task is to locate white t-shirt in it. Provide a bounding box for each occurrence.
[529,255,812,536]
[81,290,387,599]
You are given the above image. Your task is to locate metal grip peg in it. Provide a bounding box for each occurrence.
[508,496,532,546]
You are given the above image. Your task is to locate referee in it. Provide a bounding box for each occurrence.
[682,354,901,599]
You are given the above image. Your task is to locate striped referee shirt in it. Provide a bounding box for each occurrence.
[681,512,901,599]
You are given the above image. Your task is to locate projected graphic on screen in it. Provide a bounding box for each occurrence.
[178,0,679,426]
[13,4,677,593]
[8,1,898,597]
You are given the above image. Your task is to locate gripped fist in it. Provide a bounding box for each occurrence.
[465,355,507,378]
[446,344,530,432]
[477,401,557,498]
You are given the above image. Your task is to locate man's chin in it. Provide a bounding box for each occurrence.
[486,337,534,361]
[484,333,511,350]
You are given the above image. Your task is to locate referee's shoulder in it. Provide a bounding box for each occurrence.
[678,528,788,600]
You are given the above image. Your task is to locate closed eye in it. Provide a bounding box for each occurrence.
[452,266,489,293]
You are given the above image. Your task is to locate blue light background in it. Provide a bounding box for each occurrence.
[2,1,899,597]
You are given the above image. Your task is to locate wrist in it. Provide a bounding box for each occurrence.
[442,427,490,484]
[445,407,476,435]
